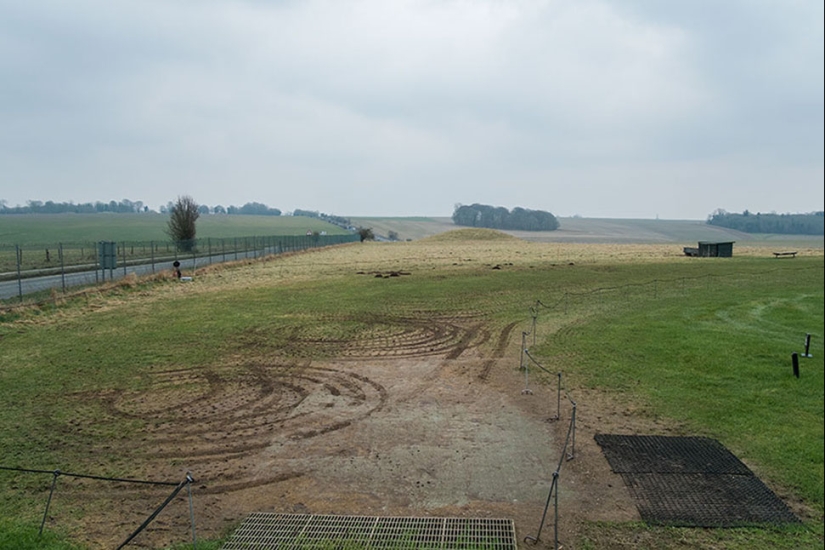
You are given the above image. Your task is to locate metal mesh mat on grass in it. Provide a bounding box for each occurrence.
[622,472,801,527]
[594,434,800,527]
[221,513,518,549]
[593,434,752,474]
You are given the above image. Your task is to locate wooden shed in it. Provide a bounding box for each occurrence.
[684,241,735,257]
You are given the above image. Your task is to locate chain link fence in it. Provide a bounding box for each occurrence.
[0,233,360,304]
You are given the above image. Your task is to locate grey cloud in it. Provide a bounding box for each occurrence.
[0,0,821,218]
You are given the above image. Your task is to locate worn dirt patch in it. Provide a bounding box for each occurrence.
[47,315,652,550]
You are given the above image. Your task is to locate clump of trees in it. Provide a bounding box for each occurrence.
[166,196,200,251]
[452,204,559,231]
[707,209,824,235]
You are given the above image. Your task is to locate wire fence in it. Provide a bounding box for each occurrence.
[0,233,360,304]
[519,261,823,549]
[520,350,577,550]
[0,465,198,548]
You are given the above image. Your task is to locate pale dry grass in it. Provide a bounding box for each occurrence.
[107,239,825,295]
[7,237,822,326]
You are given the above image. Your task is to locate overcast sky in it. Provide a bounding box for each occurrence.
[1,1,822,219]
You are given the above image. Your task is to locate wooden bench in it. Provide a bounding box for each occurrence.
[772,251,798,258]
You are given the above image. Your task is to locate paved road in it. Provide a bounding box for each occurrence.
[0,247,275,301]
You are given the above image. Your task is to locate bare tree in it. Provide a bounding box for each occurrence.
[166,195,200,251]
[357,227,374,242]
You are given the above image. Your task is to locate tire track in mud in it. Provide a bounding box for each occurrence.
[65,313,490,498]
[66,363,386,494]
[268,313,491,360]
[479,321,519,381]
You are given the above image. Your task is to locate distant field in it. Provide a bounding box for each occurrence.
[3,214,822,249]
[0,213,348,245]
[349,217,456,241]
[351,216,825,249]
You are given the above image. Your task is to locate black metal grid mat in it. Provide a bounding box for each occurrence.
[221,513,518,549]
[594,434,752,475]
[622,473,801,527]
[595,434,800,527]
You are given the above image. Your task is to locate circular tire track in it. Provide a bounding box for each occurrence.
[274,313,492,359]
[72,363,387,493]
[66,312,492,497]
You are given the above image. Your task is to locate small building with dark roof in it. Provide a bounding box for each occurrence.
[684,241,735,257]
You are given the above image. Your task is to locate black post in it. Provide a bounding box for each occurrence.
[186,472,197,548]
[59,243,65,294]
[40,470,61,536]
[116,479,188,550]
[792,352,799,378]
[16,245,23,303]
[803,334,812,358]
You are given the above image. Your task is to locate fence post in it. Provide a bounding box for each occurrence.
[59,243,66,294]
[520,332,527,371]
[16,245,24,302]
[521,334,532,395]
[556,373,561,421]
[567,402,577,461]
[803,334,812,358]
[207,237,212,265]
[524,472,558,547]
[151,241,155,274]
[186,472,197,548]
[116,479,188,550]
[40,470,61,537]
[122,243,127,278]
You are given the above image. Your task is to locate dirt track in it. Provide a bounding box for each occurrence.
[50,310,655,549]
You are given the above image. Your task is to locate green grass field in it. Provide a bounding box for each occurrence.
[0,213,349,245]
[0,213,354,276]
[3,213,822,247]
[0,234,822,548]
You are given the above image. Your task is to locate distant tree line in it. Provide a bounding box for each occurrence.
[706,209,824,235]
[293,209,352,229]
[452,203,559,231]
[0,198,291,216]
[0,199,148,214]
[181,202,282,216]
